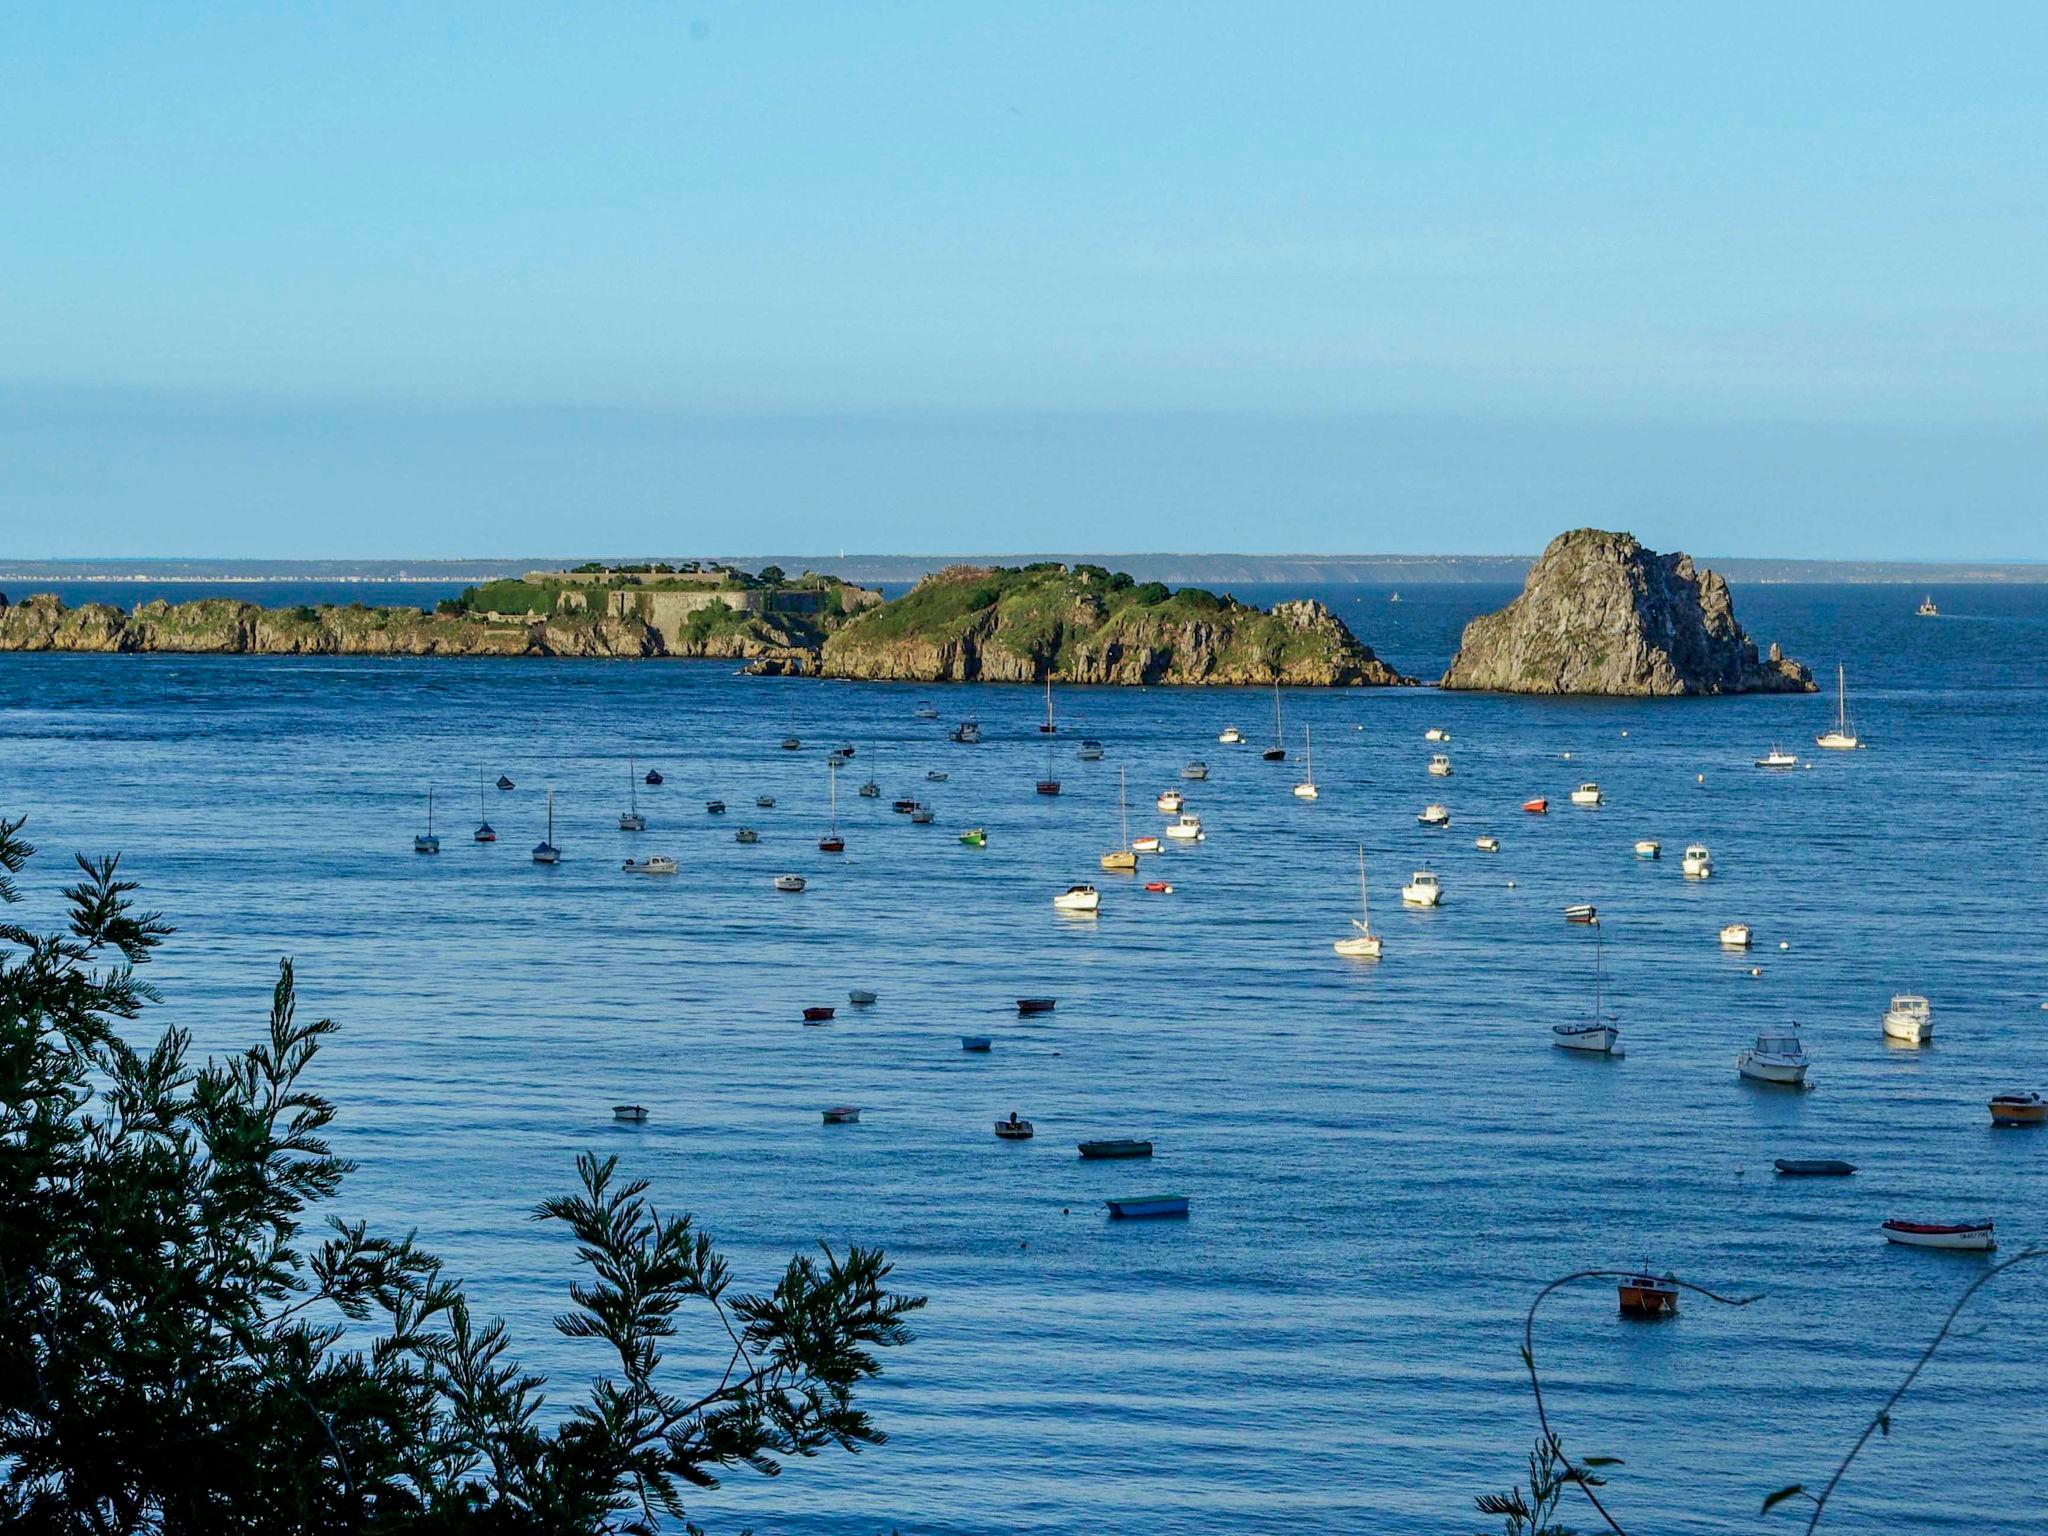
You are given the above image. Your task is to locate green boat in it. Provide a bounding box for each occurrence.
[959,827,987,847]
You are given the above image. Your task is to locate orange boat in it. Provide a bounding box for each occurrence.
[1523,798,1549,814]
[1991,1092,2047,1126]
[1144,880,1173,893]
[1618,1270,1679,1318]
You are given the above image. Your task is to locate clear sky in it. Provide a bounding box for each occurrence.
[4,3,2044,560]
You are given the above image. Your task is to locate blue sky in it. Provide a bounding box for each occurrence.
[4,3,2044,559]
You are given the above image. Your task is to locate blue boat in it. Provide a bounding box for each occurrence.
[961,1036,992,1052]
[1105,1195,1189,1220]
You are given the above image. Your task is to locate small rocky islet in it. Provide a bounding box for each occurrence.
[0,533,1810,695]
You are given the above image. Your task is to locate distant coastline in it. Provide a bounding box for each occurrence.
[7,553,2044,588]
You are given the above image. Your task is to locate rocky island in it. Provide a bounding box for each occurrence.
[820,563,1413,686]
[1440,529,1813,695]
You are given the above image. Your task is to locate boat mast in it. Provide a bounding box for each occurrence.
[1837,663,1849,735]
[1045,675,1054,731]
[828,758,838,833]
[1357,843,1369,931]
[629,757,637,815]
[426,788,433,836]
[1118,765,1129,846]
[545,787,553,844]
[1273,678,1283,748]
[1303,725,1313,788]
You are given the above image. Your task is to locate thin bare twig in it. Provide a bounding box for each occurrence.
[1521,1267,1765,1536]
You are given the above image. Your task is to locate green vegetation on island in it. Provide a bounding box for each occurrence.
[821,562,1413,685]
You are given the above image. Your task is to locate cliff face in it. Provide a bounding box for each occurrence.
[820,565,1413,686]
[1440,530,1814,695]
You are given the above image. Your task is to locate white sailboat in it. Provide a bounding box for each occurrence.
[1552,931,1621,1054]
[532,787,560,864]
[1040,675,1057,734]
[818,758,844,852]
[1292,726,1318,799]
[1262,680,1287,760]
[1816,664,1860,750]
[619,758,646,832]
[1101,768,1138,871]
[1333,845,1382,958]
[414,788,440,854]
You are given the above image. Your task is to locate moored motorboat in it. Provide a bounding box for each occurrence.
[1427,753,1452,777]
[849,989,877,1006]
[1182,760,1208,780]
[1775,1158,1856,1176]
[1079,1138,1153,1159]
[1144,880,1173,893]
[1016,997,1057,1015]
[644,768,663,785]
[1078,739,1105,761]
[1417,803,1450,827]
[622,854,679,875]
[1523,797,1548,814]
[951,719,981,744]
[1570,782,1603,807]
[780,736,802,751]
[1053,883,1101,914]
[821,1105,862,1124]
[1425,727,1449,742]
[613,1104,648,1123]
[1617,1270,1679,1318]
[1473,835,1499,853]
[773,873,806,893]
[735,827,759,844]
[1755,746,1799,768]
[1882,994,1932,1045]
[756,795,775,808]
[959,827,987,847]
[1157,789,1184,813]
[926,770,949,782]
[1400,870,1442,907]
[1881,1219,1995,1252]
[1105,1195,1189,1219]
[1681,843,1713,879]
[1738,1024,1809,1085]
[704,800,725,816]
[1218,726,1244,744]
[1719,922,1752,948]
[1917,595,1939,617]
[1990,1092,2047,1126]
[1563,903,1598,924]
[1131,835,1162,854]
[909,804,935,824]
[1164,813,1204,841]
[1634,839,1661,859]
[916,703,940,719]
[801,1006,835,1023]
[994,1115,1035,1140]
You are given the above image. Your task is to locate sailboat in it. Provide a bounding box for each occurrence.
[1333,845,1382,958]
[619,758,646,832]
[474,772,496,842]
[1262,679,1287,760]
[1292,726,1318,799]
[1551,930,1620,1054]
[414,789,440,854]
[859,741,880,797]
[818,758,845,852]
[1036,741,1061,795]
[1039,675,1058,734]
[1815,664,1861,750]
[1101,768,1137,871]
[532,787,560,864]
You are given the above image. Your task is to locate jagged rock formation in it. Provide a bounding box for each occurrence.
[1440,530,1814,695]
[820,564,1413,686]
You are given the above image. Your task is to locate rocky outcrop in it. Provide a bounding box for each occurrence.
[820,565,1413,685]
[1440,530,1814,695]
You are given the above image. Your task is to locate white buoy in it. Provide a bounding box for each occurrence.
[1506,880,1517,889]
[1749,967,1762,977]
[1779,940,1790,950]
[1621,730,1629,737]
[1696,773,1705,784]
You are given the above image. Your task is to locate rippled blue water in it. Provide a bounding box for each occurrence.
[3,583,2045,1533]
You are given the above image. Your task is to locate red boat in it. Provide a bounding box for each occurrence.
[1618,1271,1679,1317]
[1523,798,1548,814]
[1036,779,1061,796]
[1145,880,1172,893]
[1881,1219,1996,1251]
[802,1006,836,1024]
[818,834,844,853]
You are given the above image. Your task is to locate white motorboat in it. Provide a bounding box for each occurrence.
[1681,843,1713,879]
[1164,813,1205,842]
[1570,783,1603,807]
[774,873,807,893]
[735,827,758,844]
[1916,595,1939,618]
[1425,727,1450,743]
[1634,839,1661,859]
[1552,932,1619,1054]
[1101,768,1138,872]
[1157,789,1184,813]
[1292,727,1318,799]
[1738,1024,1809,1085]
[532,787,561,864]
[1882,993,1933,1045]
[1400,870,1442,907]
[1078,739,1105,761]
[1474,835,1499,853]
[909,804,935,824]
[1131,834,1163,854]
[1882,1219,1993,1252]
[1183,760,1209,780]
[756,795,776,808]
[1815,664,1861,750]
[951,720,981,744]
[1427,754,1452,777]
[1417,803,1450,827]
[1053,883,1101,914]
[915,703,940,719]
[1755,745,1799,769]
[623,854,678,875]
[414,788,440,855]
[1719,922,1753,949]
[1333,844,1383,959]
[1218,725,1244,744]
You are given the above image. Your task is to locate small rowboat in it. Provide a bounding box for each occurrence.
[773,873,806,893]
[612,1104,648,1123]
[1144,880,1173,893]
[1131,835,1163,853]
[994,1116,1034,1140]
[1634,839,1661,859]
[821,1105,862,1125]
[1618,1271,1679,1317]
[848,989,877,1006]
[1017,997,1057,1015]
[801,1006,835,1024]
[1105,1194,1188,1219]
[1079,1138,1152,1160]
[1522,797,1548,814]
[1990,1092,2047,1126]
[1563,903,1598,924]
[1775,1158,1856,1176]
[1882,1219,1995,1252]
[961,1036,992,1052]
[644,769,663,785]
[496,775,516,790]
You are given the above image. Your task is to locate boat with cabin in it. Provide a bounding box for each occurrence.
[1218,726,1244,745]
[951,719,982,744]
[532,788,560,864]
[818,760,844,852]
[1400,870,1442,907]
[1427,754,1452,777]
[705,799,725,815]
[1078,738,1105,761]
[959,827,987,847]
[1164,813,1204,841]
[414,788,441,855]
[1157,789,1184,813]
[774,873,806,893]
[1990,1092,2047,1126]
[1570,783,1602,807]
[1053,883,1101,914]
[910,803,935,824]
[1719,922,1752,949]
[916,702,940,719]
[1682,843,1713,879]
[1738,1024,1809,1085]
[474,774,497,843]
[1552,931,1619,1053]
[1634,839,1661,859]
[1425,727,1449,743]
[622,854,678,875]
[1182,760,1208,780]
[1417,803,1450,827]
[1917,595,1939,617]
[1755,746,1799,769]
[1617,1270,1679,1318]
[1474,835,1499,853]
[1815,664,1861,750]
[1039,676,1058,734]
[1882,994,1933,1045]
[735,827,758,844]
